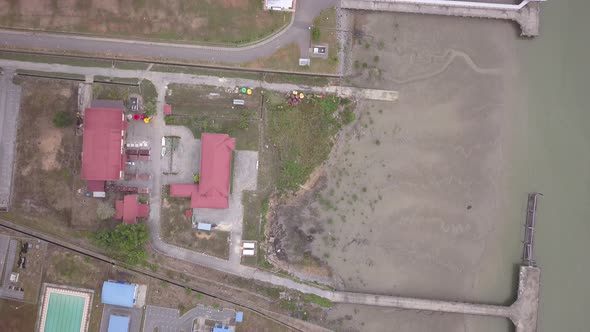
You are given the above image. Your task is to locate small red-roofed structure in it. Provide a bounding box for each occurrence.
[163,104,172,115]
[115,195,149,224]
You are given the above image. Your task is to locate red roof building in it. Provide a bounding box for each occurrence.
[170,133,235,209]
[82,106,127,190]
[115,195,149,224]
[163,104,172,115]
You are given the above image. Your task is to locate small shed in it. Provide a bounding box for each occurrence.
[163,104,172,115]
[235,311,244,323]
[243,242,255,249]
[242,249,255,256]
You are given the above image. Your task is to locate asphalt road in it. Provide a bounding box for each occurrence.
[0,0,337,64]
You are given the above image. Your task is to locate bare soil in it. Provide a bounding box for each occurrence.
[161,195,230,259]
[12,78,102,231]
[0,0,291,45]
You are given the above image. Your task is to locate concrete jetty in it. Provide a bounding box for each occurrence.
[333,265,540,332]
[340,0,544,37]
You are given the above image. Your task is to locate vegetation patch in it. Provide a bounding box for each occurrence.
[165,84,260,150]
[266,94,350,192]
[93,224,150,265]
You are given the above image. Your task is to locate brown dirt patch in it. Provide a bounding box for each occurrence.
[12,78,79,226]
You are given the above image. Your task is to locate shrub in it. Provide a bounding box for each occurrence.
[53,111,74,127]
[311,27,321,42]
[93,224,149,264]
[193,173,200,184]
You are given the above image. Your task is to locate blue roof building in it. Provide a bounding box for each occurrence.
[213,326,233,332]
[235,311,244,323]
[108,315,130,332]
[101,281,136,308]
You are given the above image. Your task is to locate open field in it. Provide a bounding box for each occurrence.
[165,83,260,151]
[0,0,291,45]
[161,188,230,259]
[9,78,107,231]
[0,298,37,331]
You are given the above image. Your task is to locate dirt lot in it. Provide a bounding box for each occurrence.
[265,9,523,332]
[165,84,261,151]
[10,78,103,231]
[161,187,230,259]
[0,0,290,45]
[0,298,37,332]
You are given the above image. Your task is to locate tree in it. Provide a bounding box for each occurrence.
[96,202,116,220]
[193,173,200,184]
[143,100,156,117]
[93,224,150,264]
[311,27,321,42]
[53,111,74,128]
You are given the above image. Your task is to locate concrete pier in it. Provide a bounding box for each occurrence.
[332,265,540,332]
[340,0,544,36]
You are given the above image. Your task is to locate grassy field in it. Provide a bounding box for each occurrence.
[0,0,291,45]
[165,84,260,151]
[266,93,352,192]
[161,187,230,259]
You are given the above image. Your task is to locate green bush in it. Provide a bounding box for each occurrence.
[311,27,321,42]
[93,224,149,265]
[53,111,74,127]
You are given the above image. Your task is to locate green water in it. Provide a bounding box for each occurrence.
[514,1,590,331]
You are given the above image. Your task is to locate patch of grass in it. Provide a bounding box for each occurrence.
[302,294,333,308]
[263,73,331,86]
[0,51,112,67]
[52,111,74,127]
[266,94,346,192]
[311,27,321,42]
[171,116,259,151]
[113,61,150,70]
[16,70,85,81]
[151,65,262,80]
[94,76,140,85]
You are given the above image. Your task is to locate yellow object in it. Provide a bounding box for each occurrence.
[247,89,252,95]
[293,90,298,95]
[299,93,304,99]
[144,116,152,124]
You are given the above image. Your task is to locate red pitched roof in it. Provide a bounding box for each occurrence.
[163,104,172,115]
[87,180,105,192]
[169,133,235,209]
[82,107,126,181]
[115,195,149,224]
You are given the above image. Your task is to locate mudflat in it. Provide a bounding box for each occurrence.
[271,10,525,332]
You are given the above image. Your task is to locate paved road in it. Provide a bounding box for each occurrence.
[144,304,236,332]
[0,0,337,64]
[0,69,21,210]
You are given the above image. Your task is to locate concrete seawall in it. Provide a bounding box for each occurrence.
[340,0,543,36]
